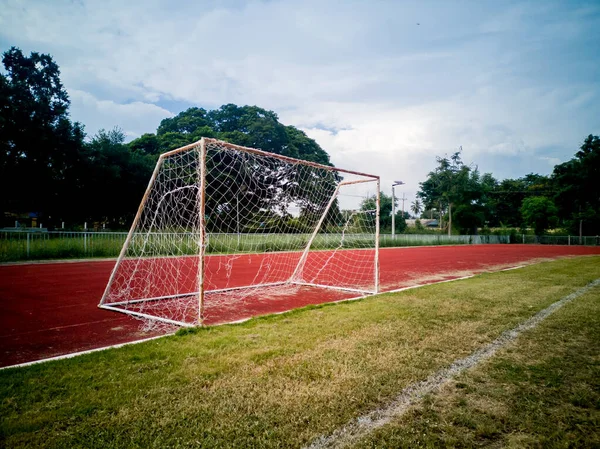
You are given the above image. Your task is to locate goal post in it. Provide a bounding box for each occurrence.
[99,137,380,327]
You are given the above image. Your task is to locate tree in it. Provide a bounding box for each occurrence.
[493,178,528,227]
[410,199,422,218]
[129,105,333,166]
[129,133,161,156]
[0,47,84,223]
[285,126,332,165]
[553,135,600,235]
[157,107,209,135]
[420,208,437,220]
[208,104,290,156]
[485,174,552,228]
[79,128,154,226]
[361,192,396,231]
[393,211,407,233]
[128,105,338,232]
[478,173,499,227]
[520,196,558,236]
[418,150,486,235]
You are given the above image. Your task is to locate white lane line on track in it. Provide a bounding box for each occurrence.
[0,334,172,370]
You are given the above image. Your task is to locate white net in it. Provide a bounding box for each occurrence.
[100,138,379,326]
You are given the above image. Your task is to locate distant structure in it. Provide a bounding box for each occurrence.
[405,219,438,228]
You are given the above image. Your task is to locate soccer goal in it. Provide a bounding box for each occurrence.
[99,138,380,326]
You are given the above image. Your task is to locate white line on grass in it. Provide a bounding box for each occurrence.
[304,278,600,449]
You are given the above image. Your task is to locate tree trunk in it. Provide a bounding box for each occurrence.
[579,205,583,244]
[448,202,452,236]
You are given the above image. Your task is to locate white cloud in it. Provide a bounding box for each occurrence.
[1,0,598,205]
[539,156,563,167]
[69,90,173,139]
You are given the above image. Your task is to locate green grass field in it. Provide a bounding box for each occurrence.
[1,256,598,448]
[349,287,600,448]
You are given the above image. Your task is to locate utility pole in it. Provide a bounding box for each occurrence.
[400,193,407,219]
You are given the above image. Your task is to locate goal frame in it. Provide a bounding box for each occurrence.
[98,137,380,326]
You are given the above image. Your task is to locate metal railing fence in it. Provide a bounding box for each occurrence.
[0,230,597,262]
[521,234,600,246]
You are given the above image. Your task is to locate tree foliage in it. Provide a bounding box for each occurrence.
[0,47,85,221]
[0,47,337,229]
[360,192,406,232]
[416,149,567,236]
[553,135,600,235]
[418,151,487,234]
[410,199,422,217]
[521,196,558,235]
[489,174,553,228]
[130,105,339,233]
[130,105,333,166]
[78,128,155,226]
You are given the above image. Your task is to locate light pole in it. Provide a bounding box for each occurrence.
[391,180,405,239]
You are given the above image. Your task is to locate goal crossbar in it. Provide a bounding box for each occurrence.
[163,138,379,180]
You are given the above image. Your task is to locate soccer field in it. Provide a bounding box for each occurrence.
[1,255,599,448]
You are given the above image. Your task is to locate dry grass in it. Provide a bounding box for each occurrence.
[1,256,598,448]
[349,287,600,448]
[381,256,564,291]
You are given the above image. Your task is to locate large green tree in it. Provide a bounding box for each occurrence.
[553,134,600,235]
[486,174,553,228]
[157,107,210,135]
[521,196,558,235]
[0,47,84,224]
[129,105,337,233]
[418,151,488,235]
[78,128,154,226]
[129,105,333,165]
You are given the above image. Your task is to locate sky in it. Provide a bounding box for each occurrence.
[1,0,599,206]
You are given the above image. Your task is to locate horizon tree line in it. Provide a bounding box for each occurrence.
[2,46,598,236]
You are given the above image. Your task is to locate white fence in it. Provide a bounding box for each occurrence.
[379,234,510,246]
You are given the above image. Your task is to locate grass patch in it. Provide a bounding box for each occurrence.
[0,232,127,262]
[1,231,484,262]
[350,278,600,448]
[0,257,598,448]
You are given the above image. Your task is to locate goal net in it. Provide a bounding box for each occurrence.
[99,138,380,326]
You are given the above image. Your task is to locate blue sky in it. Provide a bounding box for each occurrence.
[1,0,599,203]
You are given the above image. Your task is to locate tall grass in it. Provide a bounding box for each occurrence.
[0,231,509,263]
[0,232,126,262]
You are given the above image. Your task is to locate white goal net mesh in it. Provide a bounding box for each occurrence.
[100,138,379,326]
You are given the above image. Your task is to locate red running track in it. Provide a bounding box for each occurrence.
[1,245,599,367]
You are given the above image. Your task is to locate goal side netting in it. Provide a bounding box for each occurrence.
[99,138,380,326]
